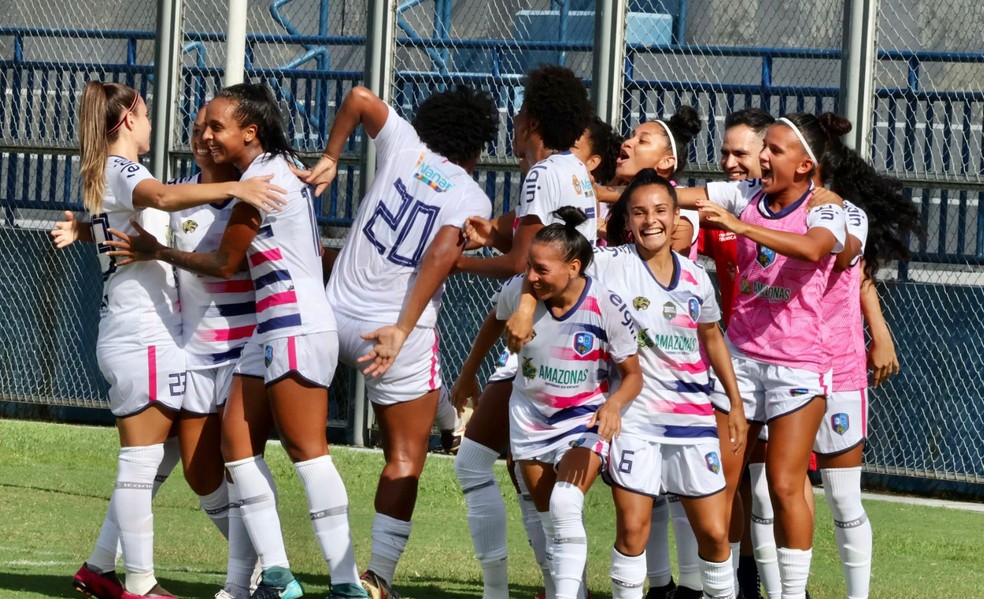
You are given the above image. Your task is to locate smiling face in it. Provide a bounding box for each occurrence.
[190,106,216,170]
[720,124,764,181]
[626,184,678,256]
[616,122,674,181]
[526,240,580,303]
[203,97,257,170]
[759,123,814,195]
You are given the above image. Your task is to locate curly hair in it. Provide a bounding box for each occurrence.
[412,85,498,165]
[521,65,592,151]
[534,206,593,275]
[214,83,297,163]
[584,116,623,185]
[606,168,678,246]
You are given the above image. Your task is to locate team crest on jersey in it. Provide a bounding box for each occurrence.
[832,413,850,435]
[182,219,198,234]
[688,297,700,323]
[633,296,651,311]
[662,302,676,320]
[637,329,655,349]
[573,332,594,357]
[740,277,752,295]
[572,175,583,195]
[756,244,776,268]
[521,357,537,380]
[705,451,721,474]
[264,345,274,368]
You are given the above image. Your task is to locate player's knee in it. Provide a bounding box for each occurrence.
[765,473,802,507]
[615,518,649,555]
[692,517,729,551]
[549,482,585,527]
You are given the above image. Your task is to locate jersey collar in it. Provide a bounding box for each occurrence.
[758,181,814,219]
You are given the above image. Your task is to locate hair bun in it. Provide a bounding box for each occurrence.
[668,105,702,139]
[553,205,588,230]
[818,112,852,138]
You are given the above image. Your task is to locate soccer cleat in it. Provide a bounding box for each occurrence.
[645,579,677,599]
[359,570,400,599]
[327,581,370,599]
[73,563,124,599]
[672,586,702,599]
[251,567,304,599]
[215,588,248,599]
[120,583,178,598]
[439,430,461,454]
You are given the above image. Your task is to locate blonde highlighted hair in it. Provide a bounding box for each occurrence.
[78,81,139,214]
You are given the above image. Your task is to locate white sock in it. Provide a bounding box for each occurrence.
[114,444,164,595]
[610,547,645,599]
[549,482,587,599]
[368,512,412,585]
[821,467,871,599]
[199,480,230,539]
[700,554,737,599]
[538,511,557,599]
[646,497,672,588]
[435,387,458,431]
[730,541,741,593]
[455,439,508,598]
[154,436,181,493]
[226,456,290,570]
[225,479,258,596]
[777,548,812,599]
[515,465,547,566]
[295,455,360,585]
[670,497,701,591]
[749,463,781,599]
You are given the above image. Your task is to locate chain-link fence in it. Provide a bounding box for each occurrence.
[1,0,982,484]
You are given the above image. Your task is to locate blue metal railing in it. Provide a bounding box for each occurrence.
[2,25,983,263]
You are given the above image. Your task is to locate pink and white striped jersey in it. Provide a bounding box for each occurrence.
[516,151,597,244]
[91,156,181,347]
[496,274,638,457]
[823,200,869,391]
[236,153,335,343]
[588,245,720,443]
[170,174,256,369]
[706,179,846,373]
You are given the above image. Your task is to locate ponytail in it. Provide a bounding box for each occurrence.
[78,81,139,214]
[664,105,702,176]
[534,206,593,275]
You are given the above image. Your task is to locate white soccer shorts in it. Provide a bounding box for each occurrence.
[725,342,832,423]
[183,363,236,414]
[97,342,186,417]
[606,434,726,498]
[814,389,867,455]
[263,332,339,389]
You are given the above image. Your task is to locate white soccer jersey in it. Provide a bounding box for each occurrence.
[237,153,334,343]
[170,174,256,369]
[326,105,492,328]
[496,274,638,459]
[91,156,181,347]
[516,151,597,244]
[588,245,721,443]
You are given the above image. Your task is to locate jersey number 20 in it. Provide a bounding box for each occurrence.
[362,177,439,267]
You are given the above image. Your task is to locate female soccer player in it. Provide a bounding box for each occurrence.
[497,206,642,599]
[677,112,850,599]
[108,83,366,599]
[448,65,595,599]
[68,80,282,599]
[292,83,498,599]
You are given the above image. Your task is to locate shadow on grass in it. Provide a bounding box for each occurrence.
[389,576,544,599]
[0,570,218,598]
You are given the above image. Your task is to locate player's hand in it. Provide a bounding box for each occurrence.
[696,200,742,234]
[235,175,287,213]
[463,216,495,248]
[588,401,622,441]
[807,187,844,211]
[290,154,338,197]
[104,221,163,266]
[50,210,80,248]
[450,372,479,414]
[868,336,900,387]
[357,325,410,377]
[504,310,534,353]
[727,407,748,455]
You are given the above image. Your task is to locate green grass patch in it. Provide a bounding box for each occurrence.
[0,419,981,598]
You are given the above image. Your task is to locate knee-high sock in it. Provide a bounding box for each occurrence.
[114,444,165,595]
[199,480,230,539]
[646,496,672,588]
[368,513,412,585]
[538,511,558,598]
[610,547,646,599]
[821,467,871,599]
[748,463,780,599]
[669,497,701,591]
[777,548,812,599]
[226,456,289,571]
[454,439,508,599]
[515,463,547,567]
[295,455,360,586]
[550,482,587,599]
[224,478,258,595]
[700,554,737,599]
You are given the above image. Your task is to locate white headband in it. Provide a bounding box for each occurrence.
[777,117,818,165]
[654,119,677,165]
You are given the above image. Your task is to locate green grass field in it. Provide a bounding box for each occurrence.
[0,418,981,599]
